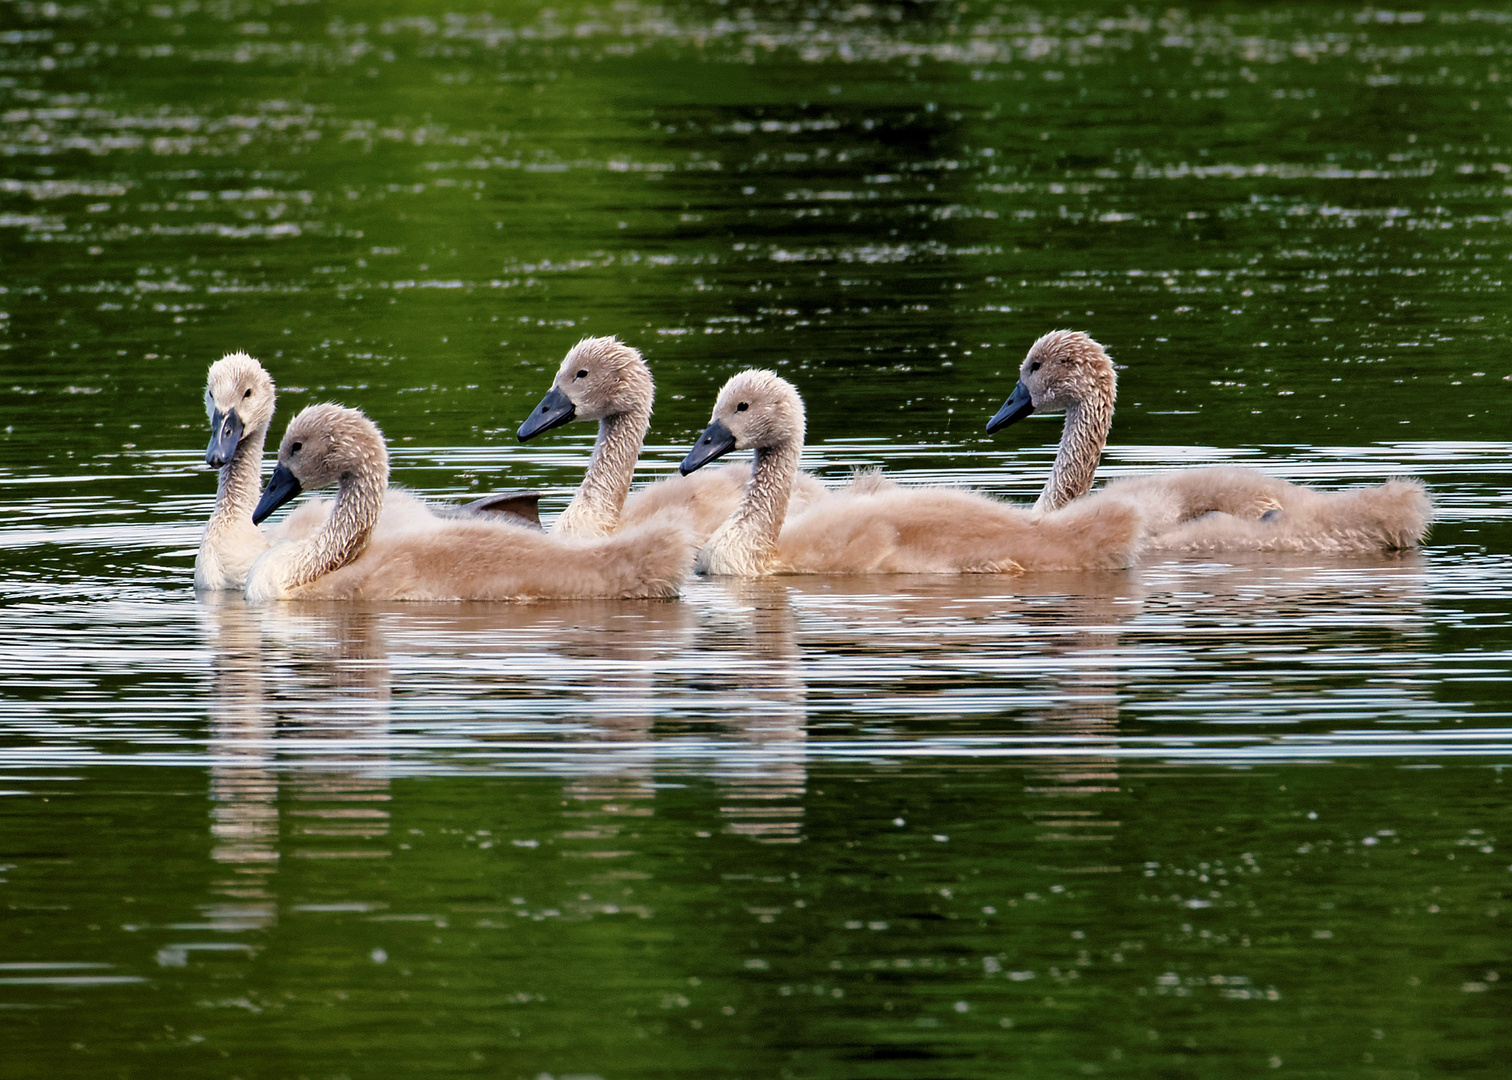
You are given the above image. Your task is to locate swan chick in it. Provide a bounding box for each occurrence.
[197,351,277,591]
[517,335,825,540]
[681,370,806,576]
[987,329,1432,552]
[681,369,1144,576]
[195,352,331,591]
[246,403,692,603]
[517,335,656,538]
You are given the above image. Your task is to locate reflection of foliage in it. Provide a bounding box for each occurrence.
[0,1,1502,467]
[5,754,1509,1074]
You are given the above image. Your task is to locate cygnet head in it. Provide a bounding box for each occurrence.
[517,335,653,441]
[986,329,1116,434]
[204,351,276,467]
[680,369,805,475]
[252,403,389,525]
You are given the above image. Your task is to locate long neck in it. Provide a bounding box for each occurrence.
[198,418,270,588]
[697,440,800,576]
[211,421,267,530]
[280,465,384,591]
[1036,397,1111,512]
[553,406,650,538]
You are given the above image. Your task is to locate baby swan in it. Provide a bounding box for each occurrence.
[987,329,1432,553]
[516,335,824,539]
[244,403,692,603]
[680,369,1143,576]
[196,351,334,590]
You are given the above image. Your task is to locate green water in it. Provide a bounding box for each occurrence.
[6,760,1507,1077]
[1,3,1510,1077]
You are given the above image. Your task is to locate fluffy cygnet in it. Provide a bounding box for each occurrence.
[245,403,692,603]
[988,330,1432,553]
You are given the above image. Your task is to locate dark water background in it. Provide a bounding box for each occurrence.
[1,3,1509,1077]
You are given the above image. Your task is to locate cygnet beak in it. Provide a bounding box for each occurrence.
[680,419,736,475]
[252,463,302,525]
[205,408,244,468]
[985,381,1035,434]
[517,386,577,441]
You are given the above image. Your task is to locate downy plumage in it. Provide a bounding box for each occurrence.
[244,403,692,603]
[196,353,540,592]
[987,330,1432,553]
[680,370,1144,576]
[517,335,825,539]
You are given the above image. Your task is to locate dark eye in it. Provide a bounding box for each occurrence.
[243,388,252,398]
[575,369,588,379]
[1029,361,1042,373]
[736,402,749,412]
[290,441,302,453]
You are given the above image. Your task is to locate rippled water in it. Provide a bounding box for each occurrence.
[2,3,1510,1077]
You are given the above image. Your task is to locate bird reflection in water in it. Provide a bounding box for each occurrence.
[783,571,1143,868]
[514,598,698,854]
[190,550,1431,888]
[197,595,281,937]
[273,604,393,860]
[1010,573,1143,866]
[1132,551,1432,721]
[687,578,809,844]
[196,595,394,941]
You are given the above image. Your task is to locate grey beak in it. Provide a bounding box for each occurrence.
[252,463,302,525]
[205,408,244,468]
[680,419,737,475]
[517,387,577,442]
[986,381,1035,434]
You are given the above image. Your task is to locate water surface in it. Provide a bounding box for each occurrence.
[1,3,1510,1077]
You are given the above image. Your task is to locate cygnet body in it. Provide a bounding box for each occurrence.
[517,336,824,539]
[987,329,1432,553]
[244,403,692,603]
[680,369,1143,576]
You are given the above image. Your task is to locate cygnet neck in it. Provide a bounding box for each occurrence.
[279,459,386,592]
[697,440,800,575]
[212,417,268,527]
[554,404,650,538]
[1037,395,1113,513]
[197,413,272,589]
